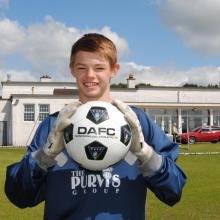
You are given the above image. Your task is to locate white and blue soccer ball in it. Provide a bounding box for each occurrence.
[63,101,132,171]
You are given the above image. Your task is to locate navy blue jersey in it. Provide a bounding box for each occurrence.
[5,107,186,220]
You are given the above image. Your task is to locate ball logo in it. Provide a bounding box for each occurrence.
[120,125,132,146]
[77,127,115,136]
[86,107,109,124]
[85,141,107,160]
[64,124,74,144]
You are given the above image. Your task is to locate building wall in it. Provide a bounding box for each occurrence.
[2,82,76,99]
[11,95,78,146]
[180,90,220,103]
[0,99,11,145]
[1,80,220,146]
[111,88,220,106]
[0,99,10,121]
[111,89,178,103]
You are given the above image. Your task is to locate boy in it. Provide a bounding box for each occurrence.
[5,33,186,220]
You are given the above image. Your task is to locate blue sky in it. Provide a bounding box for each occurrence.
[1,0,220,86]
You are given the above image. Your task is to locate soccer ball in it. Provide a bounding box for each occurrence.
[63,101,132,171]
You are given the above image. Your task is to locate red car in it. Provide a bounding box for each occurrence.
[176,126,220,144]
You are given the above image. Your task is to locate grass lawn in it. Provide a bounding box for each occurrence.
[1,144,220,220]
[180,142,220,153]
[147,154,220,219]
[0,148,44,220]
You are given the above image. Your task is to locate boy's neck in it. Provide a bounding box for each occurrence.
[79,95,112,104]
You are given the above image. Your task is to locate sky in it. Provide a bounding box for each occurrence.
[1,0,220,87]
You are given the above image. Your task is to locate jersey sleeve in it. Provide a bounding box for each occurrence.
[132,107,187,206]
[4,114,57,208]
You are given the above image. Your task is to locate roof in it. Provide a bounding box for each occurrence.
[10,89,78,98]
[1,80,220,91]
[53,89,78,95]
[0,96,10,101]
[1,80,76,86]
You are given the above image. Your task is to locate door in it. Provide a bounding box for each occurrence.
[197,127,211,142]
[0,121,7,146]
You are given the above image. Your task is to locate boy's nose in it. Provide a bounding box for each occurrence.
[86,68,95,77]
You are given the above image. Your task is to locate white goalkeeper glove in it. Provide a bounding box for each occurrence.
[32,101,81,170]
[112,99,162,176]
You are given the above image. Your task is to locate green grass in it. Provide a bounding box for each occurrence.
[0,148,44,220]
[147,154,220,220]
[180,143,220,153]
[1,144,220,220]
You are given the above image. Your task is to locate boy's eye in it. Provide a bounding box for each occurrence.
[77,67,86,70]
[96,67,105,70]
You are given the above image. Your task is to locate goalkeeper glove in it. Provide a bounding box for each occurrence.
[112,99,162,176]
[32,101,81,170]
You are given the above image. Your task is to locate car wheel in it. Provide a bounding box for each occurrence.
[189,137,196,144]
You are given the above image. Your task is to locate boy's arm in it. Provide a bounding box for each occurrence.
[134,107,187,206]
[5,101,81,208]
[113,100,187,206]
[4,115,54,208]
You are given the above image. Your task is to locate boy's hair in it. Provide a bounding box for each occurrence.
[69,33,117,68]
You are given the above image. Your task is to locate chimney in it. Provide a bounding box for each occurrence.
[40,74,52,82]
[127,74,136,89]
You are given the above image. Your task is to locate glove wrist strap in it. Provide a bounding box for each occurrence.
[135,142,163,176]
[32,147,57,171]
[134,142,153,162]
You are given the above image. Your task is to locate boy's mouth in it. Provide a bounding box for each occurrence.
[84,82,98,87]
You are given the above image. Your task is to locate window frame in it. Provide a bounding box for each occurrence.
[38,104,50,121]
[24,104,35,121]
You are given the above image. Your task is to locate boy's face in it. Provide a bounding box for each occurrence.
[70,51,119,103]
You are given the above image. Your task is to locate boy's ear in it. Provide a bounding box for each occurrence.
[111,63,120,78]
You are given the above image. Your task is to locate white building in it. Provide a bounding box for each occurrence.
[1,74,220,146]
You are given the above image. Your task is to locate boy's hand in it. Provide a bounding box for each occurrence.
[112,99,162,176]
[32,101,81,170]
[43,101,81,158]
[112,99,153,161]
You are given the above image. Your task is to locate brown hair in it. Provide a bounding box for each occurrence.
[69,33,118,68]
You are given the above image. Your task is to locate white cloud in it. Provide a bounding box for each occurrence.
[157,0,220,55]
[22,16,76,78]
[0,16,129,80]
[0,18,25,57]
[113,62,220,86]
[0,69,37,81]
[1,63,220,89]
[0,14,219,87]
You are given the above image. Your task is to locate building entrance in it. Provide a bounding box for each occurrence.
[0,121,7,146]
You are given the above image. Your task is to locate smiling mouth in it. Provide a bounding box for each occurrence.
[84,82,98,87]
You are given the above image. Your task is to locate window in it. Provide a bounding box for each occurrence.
[211,127,220,131]
[201,128,210,132]
[213,110,220,126]
[24,104,35,121]
[181,109,209,132]
[145,108,178,134]
[39,104,50,121]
